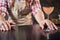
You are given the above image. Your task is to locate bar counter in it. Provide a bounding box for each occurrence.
[0,26,60,40]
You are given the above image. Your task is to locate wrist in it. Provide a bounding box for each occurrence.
[0,15,5,21]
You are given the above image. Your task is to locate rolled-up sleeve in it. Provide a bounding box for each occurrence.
[0,0,13,20]
[31,0,43,15]
[0,0,9,17]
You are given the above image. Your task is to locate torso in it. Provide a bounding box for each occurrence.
[15,1,33,26]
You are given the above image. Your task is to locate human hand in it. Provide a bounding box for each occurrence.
[8,19,16,26]
[39,19,58,30]
[0,15,11,31]
[0,21,11,31]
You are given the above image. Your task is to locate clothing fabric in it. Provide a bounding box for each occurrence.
[31,0,42,15]
[0,0,12,20]
[13,1,33,26]
[0,0,12,14]
[31,0,44,24]
[12,1,33,40]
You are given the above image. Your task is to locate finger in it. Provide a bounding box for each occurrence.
[52,23,58,30]
[2,22,8,31]
[48,20,55,30]
[39,20,46,30]
[50,21,58,29]
[39,24,44,29]
[6,21,11,30]
[1,25,5,31]
[11,21,16,24]
[9,21,16,25]
[49,22,54,30]
[46,20,55,30]
[45,21,52,30]
[0,22,3,31]
[0,26,3,31]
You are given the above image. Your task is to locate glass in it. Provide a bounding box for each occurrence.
[43,7,54,40]
[43,28,51,40]
[43,7,54,19]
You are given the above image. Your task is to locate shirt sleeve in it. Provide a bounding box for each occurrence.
[31,0,43,15]
[0,0,8,15]
[0,0,10,20]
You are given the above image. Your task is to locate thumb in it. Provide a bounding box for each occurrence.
[40,24,44,29]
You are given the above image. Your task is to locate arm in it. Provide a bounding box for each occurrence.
[0,0,11,31]
[31,0,58,30]
[31,0,44,25]
[0,14,11,31]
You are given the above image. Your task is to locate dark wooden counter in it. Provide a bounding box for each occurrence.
[0,26,60,40]
[0,26,32,40]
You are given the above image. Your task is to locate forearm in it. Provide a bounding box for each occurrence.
[32,6,45,24]
[31,0,45,24]
[33,11,45,24]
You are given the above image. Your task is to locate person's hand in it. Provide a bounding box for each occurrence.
[39,19,58,30]
[0,15,11,31]
[8,19,16,26]
[0,20,11,31]
[8,16,16,26]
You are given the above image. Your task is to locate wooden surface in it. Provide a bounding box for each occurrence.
[0,26,60,40]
